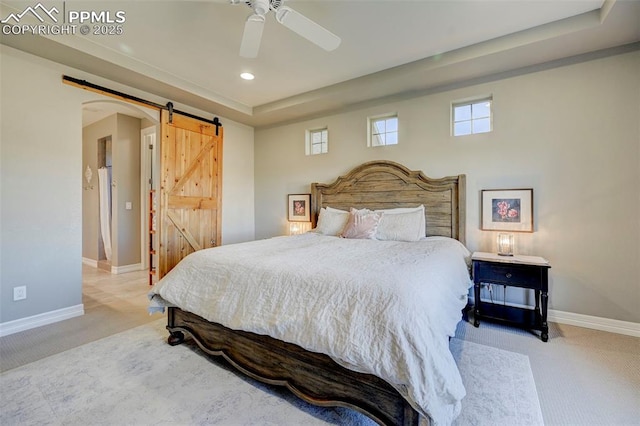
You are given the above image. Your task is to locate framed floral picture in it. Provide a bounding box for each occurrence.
[288,194,311,222]
[481,189,533,232]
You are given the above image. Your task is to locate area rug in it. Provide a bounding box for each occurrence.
[0,320,543,426]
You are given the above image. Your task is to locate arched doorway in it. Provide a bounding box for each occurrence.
[81,100,160,274]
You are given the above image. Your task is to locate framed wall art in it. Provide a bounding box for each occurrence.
[288,194,311,222]
[481,189,533,232]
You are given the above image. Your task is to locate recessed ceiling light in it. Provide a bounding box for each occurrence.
[240,72,255,80]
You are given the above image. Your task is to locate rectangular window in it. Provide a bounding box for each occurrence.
[452,98,492,136]
[368,114,398,147]
[305,128,328,155]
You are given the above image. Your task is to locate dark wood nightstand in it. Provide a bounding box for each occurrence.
[472,252,551,341]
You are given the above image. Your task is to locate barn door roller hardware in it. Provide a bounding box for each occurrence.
[166,102,174,124]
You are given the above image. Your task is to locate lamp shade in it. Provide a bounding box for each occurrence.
[497,233,514,256]
[289,221,312,235]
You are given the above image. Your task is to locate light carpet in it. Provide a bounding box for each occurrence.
[0,320,543,426]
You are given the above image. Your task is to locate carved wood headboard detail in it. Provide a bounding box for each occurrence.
[311,160,466,245]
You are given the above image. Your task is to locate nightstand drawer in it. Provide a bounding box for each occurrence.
[475,262,543,289]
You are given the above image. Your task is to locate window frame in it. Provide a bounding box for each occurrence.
[367,113,399,147]
[452,97,493,137]
[305,127,329,155]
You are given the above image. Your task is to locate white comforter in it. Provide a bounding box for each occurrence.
[149,233,472,425]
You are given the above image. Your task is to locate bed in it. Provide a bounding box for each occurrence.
[149,160,469,426]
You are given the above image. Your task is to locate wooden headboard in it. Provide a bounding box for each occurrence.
[311,160,466,245]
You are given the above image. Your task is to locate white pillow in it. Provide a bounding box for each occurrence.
[375,205,425,242]
[314,207,349,236]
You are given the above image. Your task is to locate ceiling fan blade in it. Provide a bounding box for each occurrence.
[275,6,341,52]
[239,14,265,58]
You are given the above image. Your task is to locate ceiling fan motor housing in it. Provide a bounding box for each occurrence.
[243,0,283,14]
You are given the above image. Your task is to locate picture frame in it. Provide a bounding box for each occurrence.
[481,189,533,232]
[288,194,311,222]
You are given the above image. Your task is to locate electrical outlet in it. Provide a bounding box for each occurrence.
[13,286,26,301]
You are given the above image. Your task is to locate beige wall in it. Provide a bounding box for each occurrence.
[220,119,255,245]
[0,45,255,325]
[112,113,142,267]
[254,51,640,323]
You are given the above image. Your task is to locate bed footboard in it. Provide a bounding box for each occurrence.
[167,307,422,426]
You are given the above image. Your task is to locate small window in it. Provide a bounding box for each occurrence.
[452,98,492,136]
[305,128,328,155]
[368,114,398,147]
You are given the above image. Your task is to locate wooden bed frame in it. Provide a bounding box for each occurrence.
[166,160,466,426]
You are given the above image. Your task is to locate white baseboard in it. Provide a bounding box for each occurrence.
[111,263,143,274]
[82,259,144,275]
[0,304,85,337]
[472,295,639,338]
[548,310,640,338]
[82,257,98,267]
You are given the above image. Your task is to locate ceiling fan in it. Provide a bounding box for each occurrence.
[230,0,341,58]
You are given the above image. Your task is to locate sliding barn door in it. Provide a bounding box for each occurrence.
[158,110,223,278]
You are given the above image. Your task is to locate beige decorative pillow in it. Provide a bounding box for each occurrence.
[314,207,349,236]
[340,208,383,239]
